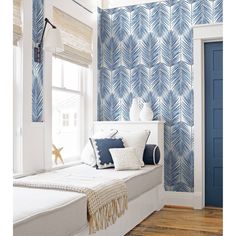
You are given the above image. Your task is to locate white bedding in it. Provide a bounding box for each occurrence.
[14,187,87,236]
[56,164,162,201]
[13,164,163,236]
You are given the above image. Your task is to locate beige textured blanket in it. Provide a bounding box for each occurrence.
[13,169,128,234]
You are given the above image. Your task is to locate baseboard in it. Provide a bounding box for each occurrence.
[164,191,203,209]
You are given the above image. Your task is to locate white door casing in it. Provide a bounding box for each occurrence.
[193,23,223,209]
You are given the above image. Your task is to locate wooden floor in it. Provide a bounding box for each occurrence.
[126,207,223,236]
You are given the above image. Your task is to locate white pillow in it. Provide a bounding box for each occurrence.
[117,130,150,166]
[109,147,142,171]
[81,129,117,166]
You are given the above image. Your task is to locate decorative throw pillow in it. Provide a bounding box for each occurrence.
[81,129,118,166]
[143,144,160,165]
[116,130,150,167]
[90,138,125,169]
[109,147,142,171]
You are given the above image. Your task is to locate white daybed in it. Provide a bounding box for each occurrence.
[14,164,164,236]
[14,121,165,236]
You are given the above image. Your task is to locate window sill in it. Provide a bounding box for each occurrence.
[13,169,44,179]
[13,161,83,179]
[51,160,82,171]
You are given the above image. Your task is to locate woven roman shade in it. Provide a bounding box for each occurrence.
[13,0,22,45]
[53,7,93,67]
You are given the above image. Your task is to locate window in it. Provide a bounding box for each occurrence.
[62,113,70,127]
[52,57,87,165]
[13,44,22,173]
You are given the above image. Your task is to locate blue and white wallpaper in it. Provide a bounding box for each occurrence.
[32,0,44,122]
[97,0,223,192]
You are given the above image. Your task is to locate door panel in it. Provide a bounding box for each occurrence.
[205,42,223,207]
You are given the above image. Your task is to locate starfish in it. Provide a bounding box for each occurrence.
[52,144,64,165]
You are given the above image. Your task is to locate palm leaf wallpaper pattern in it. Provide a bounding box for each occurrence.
[151,2,170,37]
[98,0,223,192]
[32,0,44,122]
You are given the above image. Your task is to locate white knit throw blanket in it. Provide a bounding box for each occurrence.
[13,169,128,234]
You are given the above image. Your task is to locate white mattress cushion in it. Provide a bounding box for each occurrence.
[14,187,87,236]
[53,164,162,201]
[13,164,163,236]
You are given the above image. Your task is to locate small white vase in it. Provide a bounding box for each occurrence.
[129,98,141,121]
[140,102,153,121]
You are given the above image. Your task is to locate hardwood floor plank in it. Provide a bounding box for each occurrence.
[126,207,223,236]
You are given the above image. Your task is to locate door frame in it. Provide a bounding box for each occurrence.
[193,23,223,209]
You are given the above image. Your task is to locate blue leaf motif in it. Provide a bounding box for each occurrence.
[32,0,44,122]
[172,61,191,95]
[104,94,120,121]
[147,92,160,120]
[131,5,149,39]
[173,182,192,192]
[214,0,223,23]
[151,2,169,37]
[162,31,180,66]
[32,77,43,122]
[121,93,133,121]
[100,10,111,43]
[181,30,193,65]
[32,60,43,83]
[193,0,212,25]
[172,0,191,35]
[97,36,102,69]
[33,0,44,43]
[141,33,159,68]
[131,65,149,97]
[112,8,130,41]
[151,63,169,96]
[182,89,194,126]
[162,91,181,126]
[112,66,129,98]
[123,36,140,69]
[187,0,196,3]
[104,37,121,70]
[99,68,111,99]
[164,150,180,190]
[166,0,178,7]
[146,2,156,10]
[172,122,192,157]
[164,125,172,156]
[180,151,194,191]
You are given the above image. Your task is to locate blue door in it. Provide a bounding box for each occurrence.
[205,42,223,207]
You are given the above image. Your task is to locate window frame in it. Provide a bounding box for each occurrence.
[51,57,86,165]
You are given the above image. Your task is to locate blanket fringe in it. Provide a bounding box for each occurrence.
[88,195,128,234]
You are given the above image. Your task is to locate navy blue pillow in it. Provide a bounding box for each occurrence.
[90,138,124,169]
[143,144,160,165]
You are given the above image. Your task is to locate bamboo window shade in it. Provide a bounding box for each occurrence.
[53,7,93,67]
[13,0,22,45]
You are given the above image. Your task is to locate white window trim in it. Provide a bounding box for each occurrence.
[13,41,23,174]
[193,23,223,209]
